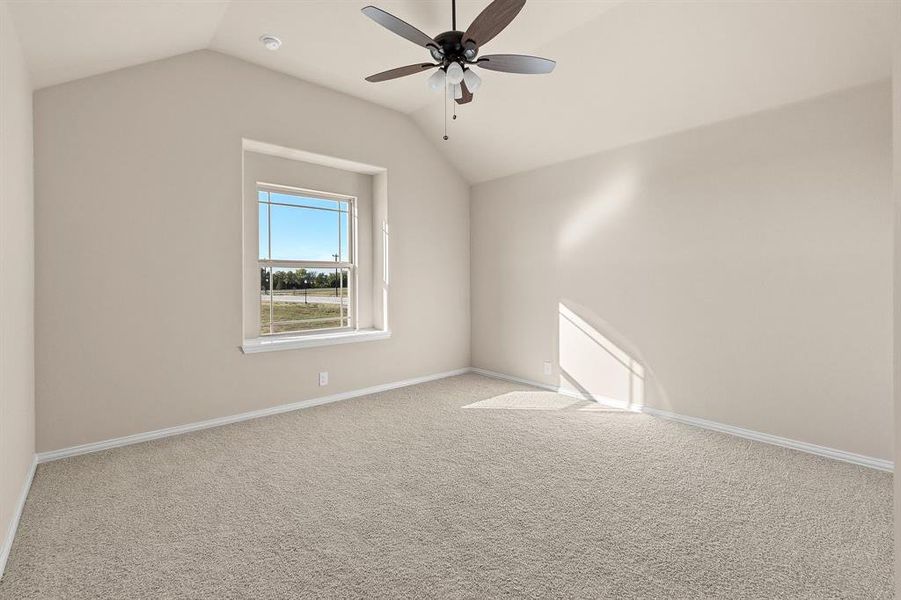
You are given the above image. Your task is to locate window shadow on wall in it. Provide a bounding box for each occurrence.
[558,303,645,411]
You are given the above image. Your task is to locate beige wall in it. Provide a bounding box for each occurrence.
[892,1,900,593]
[472,82,893,460]
[34,50,470,452]
[0,0,35,571]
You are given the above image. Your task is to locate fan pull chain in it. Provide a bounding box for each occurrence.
[443,82,449,141]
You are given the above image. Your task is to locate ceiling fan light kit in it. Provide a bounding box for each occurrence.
[463,68,482,93]
[428,69,447,92]
[362,0,555,140]
[446,61,465,85]
[448,83,464,100]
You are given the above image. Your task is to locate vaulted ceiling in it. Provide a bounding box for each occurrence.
[8,0,895,182]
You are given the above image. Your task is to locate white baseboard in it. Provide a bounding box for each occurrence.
[639,405,893,472]
[0,455,37,579]
[34,364,894,470]
[472,368,562,393]
[36,368,471,464]
[472,367,893,472]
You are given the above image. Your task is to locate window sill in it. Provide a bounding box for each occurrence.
[241,328,391,354]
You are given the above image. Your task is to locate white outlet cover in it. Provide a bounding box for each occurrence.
[319,371,328,386]
[543,361,552,375]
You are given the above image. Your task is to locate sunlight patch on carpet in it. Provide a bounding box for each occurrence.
[462,391,582,411]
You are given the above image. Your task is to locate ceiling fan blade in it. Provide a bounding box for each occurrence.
[365,63,437,83]
[476,54,555,74]
[463,0,526,47]
[361,6,436,50]
[456,80,474,105]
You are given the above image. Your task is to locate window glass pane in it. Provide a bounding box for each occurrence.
[339,209,349,262]
[270,204,340,261]
[256,186,353,337]
[268,192,341,211]
[260,267,272,336]
[258,203,269,260]
[263,267,350,334]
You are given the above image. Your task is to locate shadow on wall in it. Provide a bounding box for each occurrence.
[558,302,664,411]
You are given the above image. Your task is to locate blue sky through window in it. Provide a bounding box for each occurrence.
[259,190,349,261]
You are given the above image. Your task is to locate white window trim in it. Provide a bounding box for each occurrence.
[240,143,391,355]
[241,328,391,354]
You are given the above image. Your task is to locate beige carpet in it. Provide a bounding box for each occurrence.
[0,374,893,599]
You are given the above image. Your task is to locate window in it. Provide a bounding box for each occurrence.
[258,185,354,336]
[241,143,391,353]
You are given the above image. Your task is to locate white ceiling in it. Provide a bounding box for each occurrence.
[413,0,897,181]
[8,0,895,182]
[7,0,229,89]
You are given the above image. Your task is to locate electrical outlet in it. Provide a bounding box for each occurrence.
[319,371,329,386]
[543,361,552,376]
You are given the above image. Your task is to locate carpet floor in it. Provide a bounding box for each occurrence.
[0,374,893,599]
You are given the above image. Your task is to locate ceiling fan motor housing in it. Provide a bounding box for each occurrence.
[432,31,477,66]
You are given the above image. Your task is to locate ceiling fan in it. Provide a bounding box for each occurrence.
[361,0,555,108]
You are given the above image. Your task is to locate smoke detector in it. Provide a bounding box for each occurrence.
[259,35,282,51]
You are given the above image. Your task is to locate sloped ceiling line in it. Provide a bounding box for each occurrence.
[10,0,894,183]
